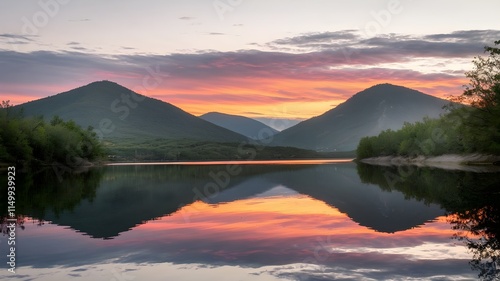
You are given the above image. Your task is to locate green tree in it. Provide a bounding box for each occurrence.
[356,40,500,159]
[357,136,375,159]
[1,102,105,167]
[453,40,500,154]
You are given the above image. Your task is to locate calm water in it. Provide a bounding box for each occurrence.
[1,161,499,280]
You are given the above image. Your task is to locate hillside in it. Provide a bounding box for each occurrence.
[200,112,278,139]
[15,81,247,143]
[270,84,449,151]
[253,117,303,131]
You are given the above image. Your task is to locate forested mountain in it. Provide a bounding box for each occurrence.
[357,42,500,158]
[200,112,278,139]
[270,84,449,151]
[15,80,248,143]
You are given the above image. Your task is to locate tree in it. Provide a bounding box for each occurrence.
[1,103,105,167]
[50,115,64,126]
[459,41,500,109]
[452,40,500,154]
[0,100,11,109]
[357,136,375,159]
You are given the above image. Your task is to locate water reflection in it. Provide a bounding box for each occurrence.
[357,162,500,280]
[449,178,500,281]
[0,162,498,280]
[0,166,102,226]
[2,163,445,239]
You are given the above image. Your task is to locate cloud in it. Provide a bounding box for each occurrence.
[424,29,500,43]
[70,46,90,51]
[1,40,30,45]
[1,29,496,116]
[242,111,264,116]
[273,260,475,281]
[315,87,358,96]
[272,30,359,46]
[68,18,90,22]
[0,33,36,42]
[0,33,38,47]
[269,29,500,57]
[179,16,195,20]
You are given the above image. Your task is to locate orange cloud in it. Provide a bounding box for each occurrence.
[137,195,457,245]
[137,74,467,119]
[0,46,471,119]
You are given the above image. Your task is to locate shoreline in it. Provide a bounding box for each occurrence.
[106,158,355,166]
[1,158,355,171]
[359,154,500,172]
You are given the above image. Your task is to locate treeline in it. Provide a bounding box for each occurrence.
[107,138,353,161]
[0,101,104,168]
[357,41,500,159]
[357,107,500,158]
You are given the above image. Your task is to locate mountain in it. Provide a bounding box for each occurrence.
[268,163,444,233]
[16,81,247,143]
[270,83,449,151]
[33,163,443,239]
[200,112,278,139]
[253,117,304,131]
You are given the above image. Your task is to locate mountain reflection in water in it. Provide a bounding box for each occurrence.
[0,161,499,280]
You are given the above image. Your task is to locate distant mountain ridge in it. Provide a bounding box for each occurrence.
[270,83,450,151]
[200,112,278,140]
[14,81,450,153]
[15,81,247,143]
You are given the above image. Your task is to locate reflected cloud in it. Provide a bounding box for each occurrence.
[357,162,500,280]
[3,194,465,274]
[2,163,495,280]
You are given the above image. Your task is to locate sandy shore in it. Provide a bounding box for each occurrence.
[360,154,500,172]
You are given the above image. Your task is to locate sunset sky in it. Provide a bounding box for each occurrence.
[1,0,500,119]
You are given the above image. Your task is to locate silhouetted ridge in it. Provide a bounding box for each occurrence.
[16,81,248,142]
[271,83,448,151]
[200,112,278,139]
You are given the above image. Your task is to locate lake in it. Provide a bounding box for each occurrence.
[1,160,499,280]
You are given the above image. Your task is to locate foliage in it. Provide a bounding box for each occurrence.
[457,40,500,110]
[357,41,500,158]
[0,100,105,168]
[357,163,500,280]
[454,40,500,154]
[357,116,462,158]
[105,138,354,161]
